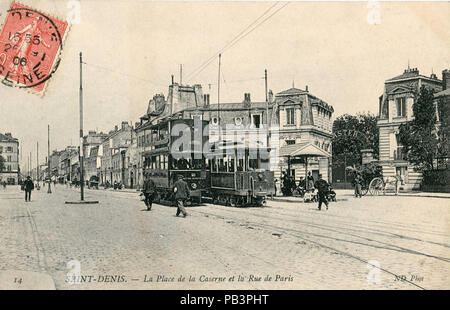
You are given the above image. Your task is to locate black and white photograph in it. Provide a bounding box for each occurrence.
[0,0,449,292]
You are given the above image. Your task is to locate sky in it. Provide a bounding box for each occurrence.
[0,0,449,170]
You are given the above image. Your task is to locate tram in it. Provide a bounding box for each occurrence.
[141,118,210,204]
[207,141,275,207]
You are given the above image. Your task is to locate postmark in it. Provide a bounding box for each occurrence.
[0,2,68,94]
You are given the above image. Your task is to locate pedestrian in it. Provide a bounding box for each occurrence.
[142,172,157,211]
[314,174,329,211]
[173,174,189,217]
[307,171,315,191]
[24,176,34,202]
[354,172,363,198]
[2,181,6,190]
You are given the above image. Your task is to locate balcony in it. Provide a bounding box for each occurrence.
[393,148,405,161]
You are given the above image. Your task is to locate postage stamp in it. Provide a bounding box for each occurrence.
[0,2,68,94]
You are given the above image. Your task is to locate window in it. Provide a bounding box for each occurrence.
[286,108,295,125]
[252,114,261,128]
[285,140,295,145]
[7,146,13,152]
[396,97,406,117]
[212,117,219,125]
[7,155,11,162]
[234,117,243,126]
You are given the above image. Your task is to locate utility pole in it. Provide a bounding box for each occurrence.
[217,54,221,141]
[180,64,183,85]
[265,69,268,125]
[29,152,32,179]
[65,53,98,205]
[79,52,85,201]
[36,142,39,189]
[47,125,52,193]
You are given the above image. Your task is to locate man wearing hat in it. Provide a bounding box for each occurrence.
[142,172,157,211]
[314,174,330,211]
[173,174,190,217]
[24,176,34,202]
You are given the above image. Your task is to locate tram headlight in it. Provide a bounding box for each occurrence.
[191,182,197,189]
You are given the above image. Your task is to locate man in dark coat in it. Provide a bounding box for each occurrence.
[142,173,157,211]
[24,176,34,202]
[314,174,329,211]
[173,174,189,217]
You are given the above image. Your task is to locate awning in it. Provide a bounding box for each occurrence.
[279,142,331,158]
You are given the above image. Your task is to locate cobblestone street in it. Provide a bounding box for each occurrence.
[0,185,449,290]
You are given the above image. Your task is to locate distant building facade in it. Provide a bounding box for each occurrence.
[377,67,444,190]
[0,132,20,184]
[135,81,334,188]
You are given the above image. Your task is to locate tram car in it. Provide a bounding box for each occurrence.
[141,118,210,204]
[207,141,275,207]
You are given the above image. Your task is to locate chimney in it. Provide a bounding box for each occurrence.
[203,94,210,106]
[5,133,12,137]
[443,69,450,90]
[121,121,128,129]
[114,125,118,131]
[305,85,309,92]
[243,93,251,102]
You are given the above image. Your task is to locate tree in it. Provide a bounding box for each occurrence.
[437,95,450,162]
[398,86,439,171]
[332,112,379,168]
[0,155,5,173]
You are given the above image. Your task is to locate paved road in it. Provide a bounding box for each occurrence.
[0,185,449,289]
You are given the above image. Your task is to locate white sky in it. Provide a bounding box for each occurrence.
[0,0,449,169]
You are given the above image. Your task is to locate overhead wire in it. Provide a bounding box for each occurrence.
[186,2,288,82]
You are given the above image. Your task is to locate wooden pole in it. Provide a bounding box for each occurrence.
[36,142,39,188]
[79,52,84,201]
[47,125,52,193]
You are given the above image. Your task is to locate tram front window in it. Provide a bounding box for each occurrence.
[249,158,259,170]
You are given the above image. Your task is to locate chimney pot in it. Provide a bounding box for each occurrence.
[305,85,309,92]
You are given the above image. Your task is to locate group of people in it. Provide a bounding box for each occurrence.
[280,171,317,196]
[142,173,189,217]
[279,170,334,210]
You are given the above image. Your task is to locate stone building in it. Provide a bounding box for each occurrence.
[135,81,334,187]
[82,131,107,181]
[0,132,20,184]
[99,122,133,185]
[377,67,444,190]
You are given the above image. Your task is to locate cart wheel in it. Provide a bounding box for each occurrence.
[369,177,384,196]
[360,183,369,196]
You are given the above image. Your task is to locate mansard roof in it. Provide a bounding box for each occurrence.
[0,133,18,142]
[276,87,308,97]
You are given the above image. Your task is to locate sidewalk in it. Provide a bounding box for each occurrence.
[272,189,450,202]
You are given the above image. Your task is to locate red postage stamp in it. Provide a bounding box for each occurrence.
[0,2,68,94]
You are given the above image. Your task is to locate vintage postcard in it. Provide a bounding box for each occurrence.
[0,0,449,294]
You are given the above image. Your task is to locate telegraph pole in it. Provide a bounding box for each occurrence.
[36,142,39,189]
[79,52,85,201]
[65,53,98,205]
[180,64,183,85]
[47,125,52,193]
[217,54,221,141]
[265,69,268,125]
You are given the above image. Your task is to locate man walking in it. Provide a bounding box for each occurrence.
[354,172,363,198]
[173,174,189,217]
[142,172,157,211]
[314,174,329,211]
[24,176,34,202]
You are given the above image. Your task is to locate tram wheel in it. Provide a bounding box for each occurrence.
[228,196,237,207]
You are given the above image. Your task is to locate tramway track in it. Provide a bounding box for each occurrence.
[189,208,437,290]
[194,204,450,260]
